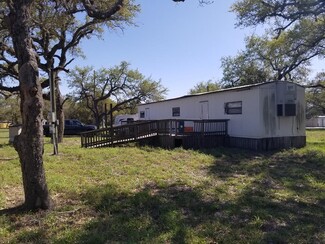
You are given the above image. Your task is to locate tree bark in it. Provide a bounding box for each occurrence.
[8,1,52,210]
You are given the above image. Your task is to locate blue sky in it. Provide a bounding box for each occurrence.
[69,0,324,99]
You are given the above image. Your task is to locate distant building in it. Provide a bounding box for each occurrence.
[306,116,325,128]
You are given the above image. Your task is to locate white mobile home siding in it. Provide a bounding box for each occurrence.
[138,87,262,138]
[258,82,305,138]
[137,81,305,143]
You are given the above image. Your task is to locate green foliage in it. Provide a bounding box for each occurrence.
[232,0,325,28]
[1,1,140,84]
[221,28,318,87]
[228,0,325,87]
[0,131,325,243]
[246,33,313,81]
[188,80,221,94]
[68,62,167,126]
[63,99,94,124]
[306,72,325,117]
[0,95,20,124]
[221,49,272,87]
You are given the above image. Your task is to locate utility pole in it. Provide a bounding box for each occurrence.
[110,103,113,128]
[105,103,108,128]
[49,64,58,155]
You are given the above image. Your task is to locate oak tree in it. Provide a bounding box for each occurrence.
[68,62,167,128]
[306,72,325,117]
[232,0,325,31]
[232,0,325,85]
[2,0,139,211]
[1,0,139,142]
[221,47,272,87]
[188,80,221,94]
[6,0,52,210]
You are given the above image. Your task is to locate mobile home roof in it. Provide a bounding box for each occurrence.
[138,81,305,106]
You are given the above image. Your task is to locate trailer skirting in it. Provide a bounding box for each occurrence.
[138,134,226,149]
[138,134,306,151]
[227,136,306,151]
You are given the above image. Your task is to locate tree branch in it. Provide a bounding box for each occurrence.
[81,0,124,20]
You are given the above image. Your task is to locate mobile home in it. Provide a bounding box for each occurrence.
[306,116,325,128]
[137,81,306,150]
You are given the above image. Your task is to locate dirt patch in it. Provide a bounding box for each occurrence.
[1,185,24,209]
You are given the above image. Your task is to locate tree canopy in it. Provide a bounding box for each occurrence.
[188,80,221,94]
[1,0,141,211]
[232,0,325,30]
[231,0,325,64]
[221,47,272,88]
[306,72,325,117]
[0,94,20,123]
[68,62,167,127]
[1,0,140,142]
[0,0,140,92]
[220,32,312,88]
[221,0,325,88]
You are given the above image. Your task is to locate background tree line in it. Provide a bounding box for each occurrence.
[190,0,325,118]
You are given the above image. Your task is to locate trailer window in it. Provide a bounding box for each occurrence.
[277,104,296,116]
[285,104,296,116]
[172,107,180,117]
[225,101,242,114]
[140,111,145,118]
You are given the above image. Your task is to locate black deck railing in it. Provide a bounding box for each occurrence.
[81,119,229,148]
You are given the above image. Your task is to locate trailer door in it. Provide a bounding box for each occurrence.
[145,108,150,120]
[200,101,209,119]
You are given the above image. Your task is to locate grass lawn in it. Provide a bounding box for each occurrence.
[0,129,9,145]
[0,131,324,243]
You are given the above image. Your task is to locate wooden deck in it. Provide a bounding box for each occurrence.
[81,119,229,149]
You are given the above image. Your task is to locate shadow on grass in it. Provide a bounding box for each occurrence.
[0,205,26,215]
[59,173,324,243]
[204,147,325,242]
[307,141,325,147]
[0,143,10,148]
[65,183,222,243]
[49,148,325,243]
[2,148,324,243]
[207,147,325,186]
[203,147,274,179]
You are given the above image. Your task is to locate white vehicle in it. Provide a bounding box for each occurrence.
[114,114,139,126]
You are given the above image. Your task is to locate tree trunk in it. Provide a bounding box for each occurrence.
[8,1,52,210]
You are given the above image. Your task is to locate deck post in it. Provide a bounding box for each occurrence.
[200,120,205,147]
[134,124,138,140]
[81,134,84,148]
